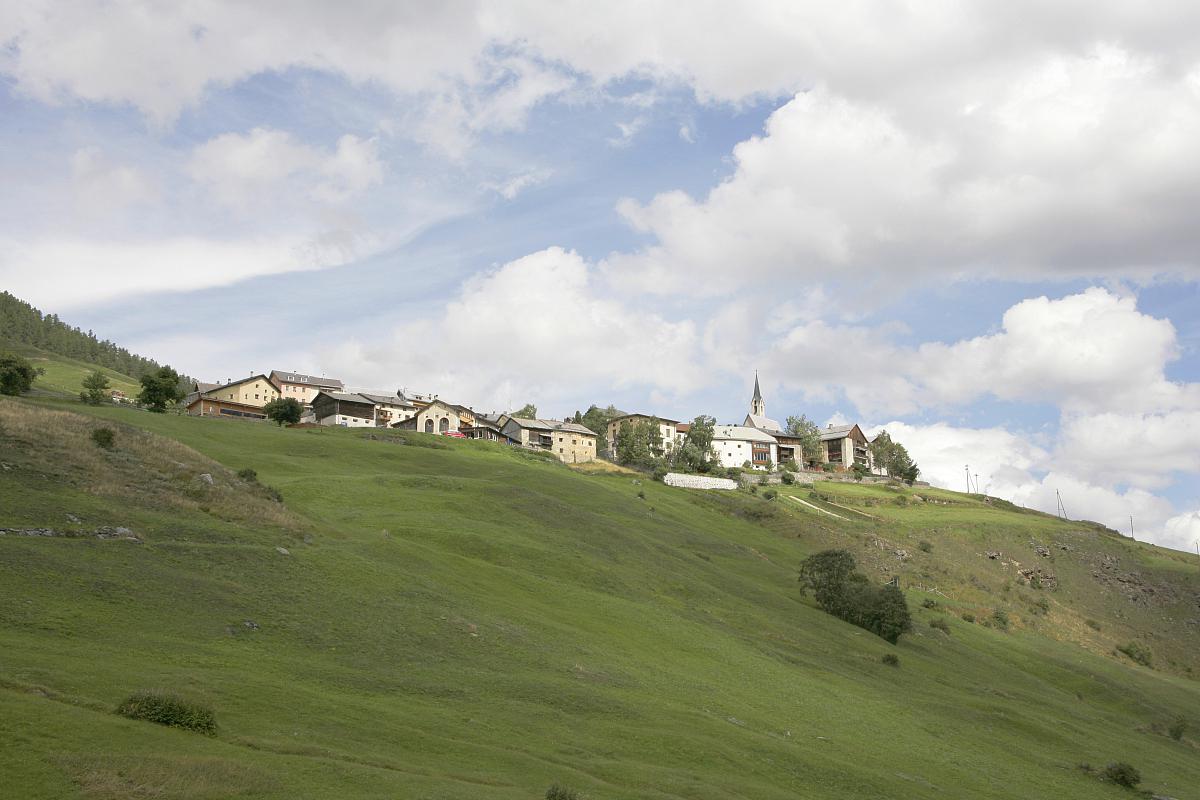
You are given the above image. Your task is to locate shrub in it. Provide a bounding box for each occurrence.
[991,610,1010,630]
[1033,597,1050,615]
[263,397,303,427]
[651,465,668,482]
[929,618,950,635]
[821,463,834,473]
[921,598,938,609]
[237,467,258,482]
[1168,716,1187,742]
[116,691,216,735]
[762,489,777,501]
[1117,641,1153,668]
[780,471,795,485]
[636,489,646,500]
[91,427,115,450]
[725,467,742,480]
[545,785,579,800]
[1100,762,1140,788]
[261,484,283,503]
[961,612,975,623]
[881,653,900,667]
[0,353,40,395]
[918,540,933,553]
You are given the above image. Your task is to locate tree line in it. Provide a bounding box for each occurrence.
[0,291,194,387]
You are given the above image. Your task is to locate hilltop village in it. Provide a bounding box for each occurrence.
[184,370,883,474]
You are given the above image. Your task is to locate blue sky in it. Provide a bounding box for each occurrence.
[2,2,1199,550]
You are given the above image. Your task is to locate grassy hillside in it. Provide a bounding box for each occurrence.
[2,396,1199,799]
[1,339,141,398]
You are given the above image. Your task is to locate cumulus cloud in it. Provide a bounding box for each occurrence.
[188,129,382,209]
[324,247,702,410]
[762,288,1194,417]
[70,147,158,214]
[606,49,1200,290]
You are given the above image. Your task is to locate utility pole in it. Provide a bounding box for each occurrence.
[965,464,971,494]
[1056,490,1068,520]
[1130,516,1135,541]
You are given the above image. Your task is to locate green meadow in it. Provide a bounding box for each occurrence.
[2,392,1199,799]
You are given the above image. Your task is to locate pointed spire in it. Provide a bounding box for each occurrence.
[752,371,763,403]
[751,371,765,417]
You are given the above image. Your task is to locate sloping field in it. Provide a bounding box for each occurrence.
[0,339,141,398]
[2,397,1198,799]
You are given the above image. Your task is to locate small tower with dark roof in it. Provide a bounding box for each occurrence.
[751,371,766,417]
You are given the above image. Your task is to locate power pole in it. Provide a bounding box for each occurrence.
[1056,490,1068,520]
[965,464,971,494]
[1130,516,1135,541]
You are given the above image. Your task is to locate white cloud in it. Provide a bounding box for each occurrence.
[762,288,1194,418]
[0,235,362,310]
[70,147,157,214]
[482,169,551,200]
[1162,511,1200,553]
[324,247,702,411]
[188,128,382,209]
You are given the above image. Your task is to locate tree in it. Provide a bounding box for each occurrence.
[616,418,656,468]
[263,397,303,426]
[579,404,622,438]
[511,402,537,418]
[785,414,822,465]
[798,549,913,644]
[80,369,111,405]
[138,366,184,412]
[865,585,913,644]
[0,353,39,395]
[870,430,921,484]
[798,549,859,612]
[672,415,717,472]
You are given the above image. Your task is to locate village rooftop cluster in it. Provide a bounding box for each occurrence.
[184,370,876,471]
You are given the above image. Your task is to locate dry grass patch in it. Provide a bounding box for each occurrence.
[0,399,306,534]
[58,754,272,799]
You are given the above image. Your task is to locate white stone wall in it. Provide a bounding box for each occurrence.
[664,473,738,490]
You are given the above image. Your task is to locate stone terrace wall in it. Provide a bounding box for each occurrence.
[664,473,738,490]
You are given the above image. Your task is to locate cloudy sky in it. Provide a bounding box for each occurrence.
[2,2,1199,550]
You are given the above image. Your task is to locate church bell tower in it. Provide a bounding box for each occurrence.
[751,371,765,417]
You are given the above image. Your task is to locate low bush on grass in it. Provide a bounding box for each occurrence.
[921,598,938,609]
[780,471,795,485]
[917,540,933,553]
[1168,716,1188,741]
[1100,762,1140,788]
[1117,641,1153,668]
[881,653,900,667]
[237,467,258,482]
[115,691,216,735]
[929,618,950,635]
[762,488,777,501]
[651,465,668,482]
[990,610,1010,630]
[961,612,975,623]
[90,427,115,450]
[545,785,579,800]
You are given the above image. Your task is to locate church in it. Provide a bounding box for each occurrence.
[742,372,808,466]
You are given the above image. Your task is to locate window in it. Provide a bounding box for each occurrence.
[424,419,434,433]
[439,418,449,433]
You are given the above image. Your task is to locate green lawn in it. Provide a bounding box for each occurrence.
[1,339,141,398]
[2,397,1199,799]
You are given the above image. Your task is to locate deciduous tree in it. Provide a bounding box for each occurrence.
[264,397,303,426]
[138,366,184,412]
[80,369,110,405]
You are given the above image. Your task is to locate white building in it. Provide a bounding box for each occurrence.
[712,425,778,470]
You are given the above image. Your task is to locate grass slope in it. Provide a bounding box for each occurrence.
[1,339,141,398]
[1,397,1199,800]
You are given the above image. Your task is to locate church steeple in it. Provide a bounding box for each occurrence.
[751,371,765,417]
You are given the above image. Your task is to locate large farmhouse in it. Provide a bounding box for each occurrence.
[186,374,280,419]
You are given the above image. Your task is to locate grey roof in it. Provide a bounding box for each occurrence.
[270,370,344,389]
[819,424,859,441]
[194,381,220,393]
[321,391,374,404]
[507,416,556,431]
[608,412,680,425]
[553,421,598,436]
[713,425,778,444]
[744,413,782,433]
[358,392,415,407]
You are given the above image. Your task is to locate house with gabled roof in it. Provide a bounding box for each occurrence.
[503,417,598,463]
[712,424,778,470]
[312,391,377,427]
[820,423,872,469]
[186,374,280,420]
[270,370,344,407]
[392,399,462,435]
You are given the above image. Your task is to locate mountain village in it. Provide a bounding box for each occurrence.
[183,370,877,473]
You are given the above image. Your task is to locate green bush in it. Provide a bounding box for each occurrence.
[1168,716,1187,741]
[918,540,933,553]
[762,489,777,501]
[881,653,900,667]
[636,489,646,500]
[1100,762,1140,788]
[651,465,668,482]
[545,785,580,800]
[929,617,950,635]
[921,598,937,609]
[116,690,216,735]
[780,471,795,485]
[991,609,1010,630]
[91,427,115,450]
[237,467,258,482]
[960,612,975,623]
[1117,641,1153,668]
